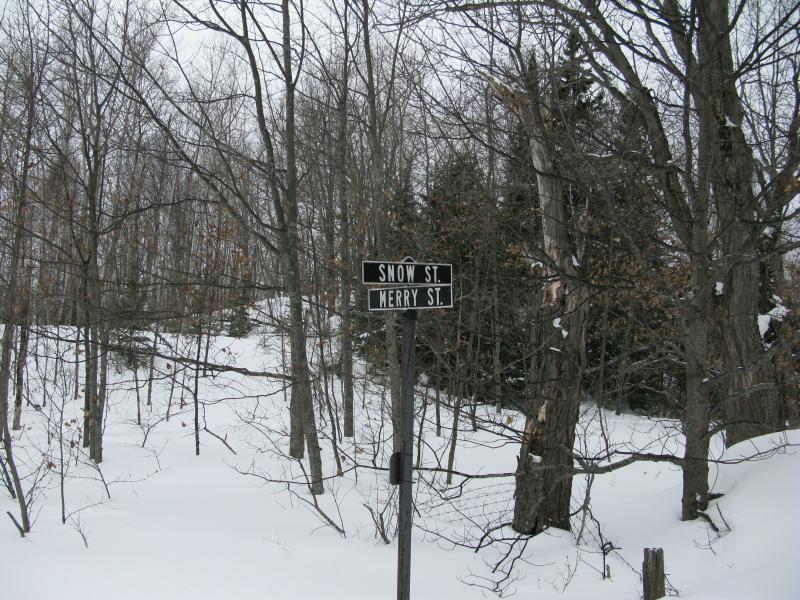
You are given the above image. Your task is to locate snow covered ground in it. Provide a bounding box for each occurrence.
[2,316,799,599]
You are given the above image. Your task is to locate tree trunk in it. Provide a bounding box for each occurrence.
[697,0,782,446]
[194,323,202,456]
[513,305,544,534]
[498,59,589,533]
[12,302,30,431]
[681,296,711,520]
[492,287,502,413]
[435,383,441,437]
[333,16,355,438]
[361,0,402,453]
[90,327,109,463]
[278,0,323,494]
[445,394,462,486]
[0,64,36,531]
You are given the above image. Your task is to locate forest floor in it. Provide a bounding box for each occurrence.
[1,310,799,599]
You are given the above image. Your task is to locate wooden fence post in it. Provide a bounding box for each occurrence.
[643,547,665,600]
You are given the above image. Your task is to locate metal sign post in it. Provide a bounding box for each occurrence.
[397,308,416,600]
[361,257,453,600]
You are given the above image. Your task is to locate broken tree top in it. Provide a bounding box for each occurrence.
[361,260,452,285]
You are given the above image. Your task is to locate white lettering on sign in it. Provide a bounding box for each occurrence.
[424,265,439,283]
[427,287,444,306]
[368,284,451,311]
[378,287,419,309]
[378,263,416,283]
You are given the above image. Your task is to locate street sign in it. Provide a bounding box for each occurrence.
[362,260,452,286]
[368,285,453,311]
[360,256,453,600]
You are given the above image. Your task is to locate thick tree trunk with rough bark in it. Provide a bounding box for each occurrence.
[681,292,711,520]
[502,63,589,532]
[696,0,783,446]
[543,304,587,529]
[573,0,718,524]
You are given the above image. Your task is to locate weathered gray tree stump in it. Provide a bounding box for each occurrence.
[643,547,665,600]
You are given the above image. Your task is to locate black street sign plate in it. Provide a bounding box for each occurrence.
[368,285,453,311]
[362,260,452,286]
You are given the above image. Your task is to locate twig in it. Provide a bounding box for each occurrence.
[203,426,238,455]
[294,462,346,537]
[0,454,17,499]
[716,504,732,532]
[363,503,391,544]
[6,511,25,538]
[697,511,720,534]
[475,521,514,552]
[70,516,89,548]
[89,459,112,500]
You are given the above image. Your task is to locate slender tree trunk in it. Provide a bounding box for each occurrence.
[74,326,81,400]
[435,384,441,438]
[332,8,355,438]
[82,322,92,449]
[0,357,29,533]
[416,386,429,469]
[12,305,30,431]
[0,68,36,531]
[202,324,211,377]
[486,85,503,416]
[492,289,502,414]
[84,111,104,462]
[146,323,158,408]
[615,319,632,416]
[595,291,610,410]
[166,318,185,422]
[361,0,402,453]
[445,394,462,486]
[135,354,142,426]
[194,322,202,456]
[447,296,474,484]
[90,327,109,462]
[274,0,324,494]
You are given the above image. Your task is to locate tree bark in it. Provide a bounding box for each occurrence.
[361,0,402,452]
[495,57,589,533]
[0,53,36,530]
[12,292,30,431]
[90,327,109,463]
[276,0,324,493]
[642,548,666,600]
[332,6,355,438]
[681,289,711,520]
[696,0,782,446]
